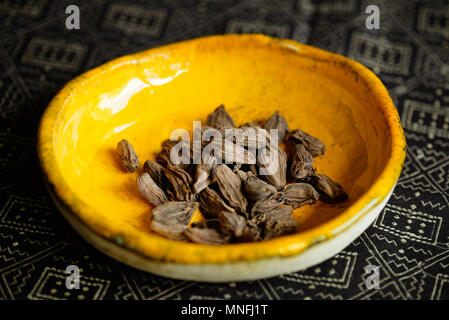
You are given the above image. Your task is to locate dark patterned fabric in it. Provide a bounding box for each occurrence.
[1,0,449,300]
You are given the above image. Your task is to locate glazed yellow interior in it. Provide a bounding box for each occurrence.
[38,35,405,264]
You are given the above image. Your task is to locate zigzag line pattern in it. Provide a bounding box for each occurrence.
[0,232,13,240]
[315,292,344,300]
[408,146,449,168]
[398,178,441,195]
[380,250,421,267]
[113,283,137,300]
[274,286,304,296]
[371,233,398,247]
[420,199,446,210]
[235,289,266,299]
[405,275,426,299]
[190,295,226,300]
[438,260,449,269]
[0,246,29,264]
[391,193,412,202]
[408,246,432,256]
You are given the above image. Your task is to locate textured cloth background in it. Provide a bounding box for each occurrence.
[0,0,449,300]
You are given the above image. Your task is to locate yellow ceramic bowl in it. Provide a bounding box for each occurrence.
[38,34,405,282]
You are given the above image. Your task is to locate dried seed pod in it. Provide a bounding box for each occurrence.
[116,139,139,172]
[206,104,235,129]
[236,164,258,177]
[270,190,286,203]
[233,163,242,172]
[156,139,190,170]
[236,170,249,182]
[192,167,210,195]
[155,139,177,166]
[218,210,246,237]
[287,129,326,157]
[251,205,293,227]
[221,127,270,150]
[250,191,285,217]
[194,124,215,136]
[248,164,258,176]
[239,122,261,129]
[143,160,166,189]
[309,174,348,203]
[283,183,319,209]
[263,206,297,240]
[220,140,257,164]
[258,146,287,190]
[245,204,296,240]
[152,222,187,241]
[151,201,197,241]
[240,220,263,242]
[164,163,194,201]
[137,173,168,206]
[263,111,289,142]
[202,139,256,165]
[242,172,278,201]
[290,144,314,180]
[214,164,247,212]
[184,227,230,245]
[199,187,235,217]
[192,157,217,194]
[190,219,220,229]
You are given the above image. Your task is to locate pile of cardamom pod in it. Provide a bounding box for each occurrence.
[116,105,348,244]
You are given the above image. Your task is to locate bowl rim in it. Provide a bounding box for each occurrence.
[37,34,406,264]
